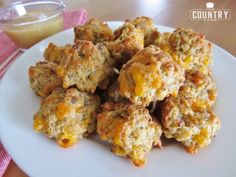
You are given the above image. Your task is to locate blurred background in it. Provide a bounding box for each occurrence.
[1,0,235,55]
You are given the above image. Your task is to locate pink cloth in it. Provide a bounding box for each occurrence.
[0,9,87,176]
[63,9,87,29]
[0,144,11,176]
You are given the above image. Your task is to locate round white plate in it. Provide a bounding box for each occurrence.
[0,22,236,177]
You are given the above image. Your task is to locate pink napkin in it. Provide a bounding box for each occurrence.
[0,9,87,176]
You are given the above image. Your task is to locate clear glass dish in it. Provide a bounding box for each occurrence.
[0,0,65,49]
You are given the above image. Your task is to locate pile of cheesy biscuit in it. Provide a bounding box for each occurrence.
[28,16,220,167]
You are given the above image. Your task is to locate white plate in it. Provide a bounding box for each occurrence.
[0,22,236,177]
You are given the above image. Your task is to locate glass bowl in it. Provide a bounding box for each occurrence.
[0,0,65,49]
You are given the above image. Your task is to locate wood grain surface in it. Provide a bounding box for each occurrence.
[2,0,235,176]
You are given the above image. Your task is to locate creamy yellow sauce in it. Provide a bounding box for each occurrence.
[5,14,63,49]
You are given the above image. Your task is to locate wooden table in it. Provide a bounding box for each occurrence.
[67,0,236,56]
[2,0,235,176]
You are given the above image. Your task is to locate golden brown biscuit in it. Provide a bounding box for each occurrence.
[44,43,74,64]
[57,40,115,92]
[97,102,162,167]
[127,16,160,46]
[118,45,185,106]
[28,61,62,97]
[155,28,212,73]
[161,71,220,153]
[74,18,114,44]
[34,88,100,148]
[161,99,220,154]
[179,70,217,111]
[105,22,144,66]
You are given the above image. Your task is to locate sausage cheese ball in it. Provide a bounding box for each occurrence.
[161,99,220,154]
[97,102,162,167]
[74,18,114,44]
[105,22,144,66]
[179,70,217,112]
[161,71,219,154]
[34,88,100,148]
[118,45,185,106]
[127,16,160,47]
[156,28,212,73]
[28,61,62,97]
[57,40,115,92]
[44,43,74,64]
